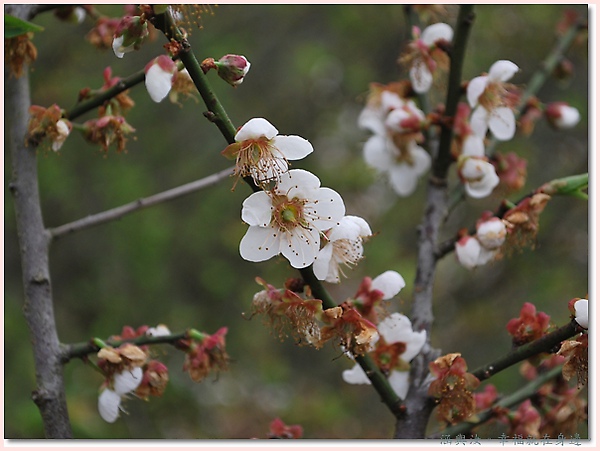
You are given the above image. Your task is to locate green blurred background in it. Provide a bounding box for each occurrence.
[4,4,588,439]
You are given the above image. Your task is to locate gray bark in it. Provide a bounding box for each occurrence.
[6,3,73,438]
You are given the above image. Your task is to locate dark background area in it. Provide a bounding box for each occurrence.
[4,4,588,439]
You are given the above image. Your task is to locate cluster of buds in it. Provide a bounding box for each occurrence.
[250,277,323,346]
[506,302,551,347]
[83,114,136,154]
[78,67,135,117]
[490,151,528,194]
[502,192,552,250]
[455,212,507,270]
[177,327,230,383]
[27,104,72,152]
[428,353,481,425]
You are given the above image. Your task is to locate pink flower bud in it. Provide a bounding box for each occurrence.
[215,54,251,86]
[112,16,149,58]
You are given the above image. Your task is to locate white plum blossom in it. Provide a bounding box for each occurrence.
[363,135,431,197]
[145,56,178,103]
[454,235,497,270]
[358,90,405,136]
[313,215,372,283]
[408,23,454,93]
[458,156,500,199]
[384,99,426,134]
[467,60,519,141]
[573,299,588,329]
[239,169,345,268]
[545,102,581,129]
[343,313,426,399]
[98,366,144,423]
[476,217,507,250]
[223,118,314,185]
[371,270,406,300]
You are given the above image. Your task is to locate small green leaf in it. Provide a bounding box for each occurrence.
[4,14,44,39]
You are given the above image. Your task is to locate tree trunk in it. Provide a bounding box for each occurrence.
[5,3,73,438]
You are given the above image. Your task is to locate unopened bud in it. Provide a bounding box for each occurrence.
[545,102,581,129]
[215,54,251,86]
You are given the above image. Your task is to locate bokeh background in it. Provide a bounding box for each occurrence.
[5,4,589,439]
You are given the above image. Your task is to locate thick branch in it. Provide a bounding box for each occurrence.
[472,320,581,381]
[5,3,73,439]
[396,5,475,440]
[48,166,234,240]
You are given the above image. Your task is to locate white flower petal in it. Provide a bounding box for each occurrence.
[455,236,481,269]
[313,243,334,281]
[342,363,371,385]
[112,36,125,58]
[409,143,432,175]
[476,217,506,249]
[276,169,321,197]
[235,118,278,141]
[469,106,489,138]
[239,225,281,262]
[410,61,433,94]
[488,60,519,82]
[421,22,454,46]
[328,217,362,242]
[363,135,394,171]
[466,76,488,107]
[461,134,485,157]
[146,324,171,337]
[272,135,314,161]
[241,191,273,227]
[464,163,499,199]
[371,272,406,300]
[345,215,372,237]
[388,164,420,197]
[113,367,143,395]
[145,64,174,103]
[388,370,410,400]
[488,107,516,141]
[280,227,320,269]
[574,299,588,329]
[308,187,346,231]
[98,389,121,423]
[357,106,387,135]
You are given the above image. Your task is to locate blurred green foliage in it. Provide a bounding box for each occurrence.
[4,4,588,439]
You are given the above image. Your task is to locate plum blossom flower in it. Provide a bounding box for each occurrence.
[364,135,431,196]
[404,23,454,93]
[144,55,178,103]
[545,102,581,129]
[239,169,345,268]
[467,60,520,141]
[313,215,372,283]
[371,270,406,300]
[458,155,500,199]
[98,366,144,423]
[352,270,406,324]
[27,104,72,151]
[342,313,426,399]
[506,302,550,347]
[476,216,507,250]
[146,324,171,337]
[454,235,497,270]
[358,86,407,136]
[223,118,314,186]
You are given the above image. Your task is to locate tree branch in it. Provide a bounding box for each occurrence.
[5,3,73,439]
[395,5,475,440]
[48,166,234,240]
[152,7,406,421]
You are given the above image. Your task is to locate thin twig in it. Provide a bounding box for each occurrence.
[48,166,234,240]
